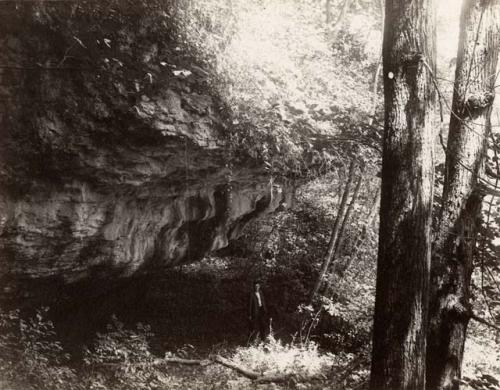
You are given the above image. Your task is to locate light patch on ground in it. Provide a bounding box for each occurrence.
[462,326,500,388]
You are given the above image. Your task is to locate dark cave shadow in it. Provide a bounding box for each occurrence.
[0,269,254,358]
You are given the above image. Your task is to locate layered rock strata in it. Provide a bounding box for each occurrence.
[0,2,287,282]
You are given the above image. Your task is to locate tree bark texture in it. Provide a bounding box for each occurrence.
[427,1,500,389]
[370,0,436,389]
[310,159,356,302]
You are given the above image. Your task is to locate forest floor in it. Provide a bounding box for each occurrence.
[0,268,498,389]
[0,269,370,389]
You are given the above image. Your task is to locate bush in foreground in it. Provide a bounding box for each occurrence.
[0,308,497,389]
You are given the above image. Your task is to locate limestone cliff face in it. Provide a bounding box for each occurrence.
[0,3,287,282]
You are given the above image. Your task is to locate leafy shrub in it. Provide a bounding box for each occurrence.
[230,334,335,377]
[81,316,171,390]
[0,308,80,390]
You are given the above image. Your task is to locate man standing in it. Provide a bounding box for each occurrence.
[249,280,268,341]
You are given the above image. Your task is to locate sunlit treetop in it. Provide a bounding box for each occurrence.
[176,0,485,174]
[176,0,384,172]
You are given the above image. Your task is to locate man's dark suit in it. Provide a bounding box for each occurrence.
[249,290,268,340]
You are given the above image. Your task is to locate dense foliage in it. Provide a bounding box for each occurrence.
[0,0,499,388]
[176,0,383,174]
[0,172,497,389]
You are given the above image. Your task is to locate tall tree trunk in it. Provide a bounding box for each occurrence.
[370,0,436,388]
[325,0,332,25]
[426,1,500,389]
[310,159,356,302]
[369,0,385,126]
[369,59,383,126]
[339,188,380,276]
[333,172,364,258]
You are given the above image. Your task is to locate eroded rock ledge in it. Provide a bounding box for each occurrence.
[0,2,289,282]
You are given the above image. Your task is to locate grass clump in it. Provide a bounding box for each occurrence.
[230,334,335,377]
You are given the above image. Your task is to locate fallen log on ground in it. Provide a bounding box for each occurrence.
[211,356,325,384]
[212,355,260,379]
[95,357,211,367]
[93,354,326,384]
[164,357,211,366]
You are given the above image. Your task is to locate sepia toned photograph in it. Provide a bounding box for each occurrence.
[0,0,499,389]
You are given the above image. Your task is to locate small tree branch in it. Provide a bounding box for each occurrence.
[444,296,500,331]
[332,0,351,29]
[469,312,500,331]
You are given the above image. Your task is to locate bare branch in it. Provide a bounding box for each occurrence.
[469,312,500,331]
[332,0,352,29]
